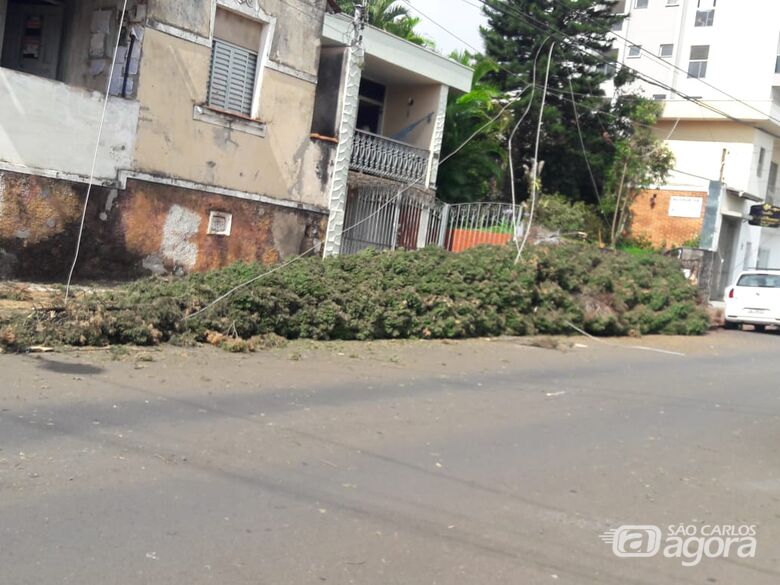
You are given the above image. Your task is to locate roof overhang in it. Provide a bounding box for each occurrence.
[322,13,473,93]
[726,188,763,203]
[661,99,780,137]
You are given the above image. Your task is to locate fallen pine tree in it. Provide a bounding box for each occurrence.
[0,243,710,351]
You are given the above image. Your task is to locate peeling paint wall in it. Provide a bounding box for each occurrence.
[0,172,114,279]
[147,0,211,38]
[59,0,146,97]
[262,0,324,77]
[133,19,332,209]
[120,180,326,274]
[133,1,333,210]
[0,67,139,181]
[0,170,326,280]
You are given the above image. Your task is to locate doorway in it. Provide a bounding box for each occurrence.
[1,0,64,80]
[715,216,740,299]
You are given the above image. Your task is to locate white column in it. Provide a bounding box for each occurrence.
[425,85,449,190]
[323,44,363,257]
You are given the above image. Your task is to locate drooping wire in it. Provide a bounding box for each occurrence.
[516,41,555,264]
[64,0,129,302]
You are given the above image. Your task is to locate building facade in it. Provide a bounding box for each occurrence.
[608,0,780,297]
[0,0,470,281]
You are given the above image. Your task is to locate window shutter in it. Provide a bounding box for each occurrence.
[208,39,258,117]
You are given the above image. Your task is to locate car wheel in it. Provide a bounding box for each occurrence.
[724,321,740,330]
[754,324,767,333]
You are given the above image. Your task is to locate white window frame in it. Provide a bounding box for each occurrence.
[687,45,709,79]
[659,44,674,59]
[208,0,277,121]
[694,9,715,27]
[627,45,642,59]
[666,0,679,6]
[635,0,649,8]
[601,48,619,76]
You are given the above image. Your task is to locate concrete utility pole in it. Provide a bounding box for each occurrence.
[354,0,366,41]
[322,0,367,257]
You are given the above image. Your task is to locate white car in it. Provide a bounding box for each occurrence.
[724,270,780,331]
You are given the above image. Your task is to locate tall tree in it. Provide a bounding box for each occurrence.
[481,0,624,203]
[336,0,433,47]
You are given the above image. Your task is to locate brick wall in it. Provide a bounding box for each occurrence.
[630,189,707,248]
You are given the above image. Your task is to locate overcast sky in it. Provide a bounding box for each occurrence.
[404,0,488,56]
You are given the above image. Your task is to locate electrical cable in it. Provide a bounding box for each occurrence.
[64,0,129,302]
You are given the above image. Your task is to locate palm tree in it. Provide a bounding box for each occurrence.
[437,53,509,204]
[336,0,433,47]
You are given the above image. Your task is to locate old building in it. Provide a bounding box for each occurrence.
[0,0,471,280]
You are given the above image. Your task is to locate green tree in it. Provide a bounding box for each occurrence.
[481,0,623,203]
[336,0,433,47]
[437,53,509,203]
[602,97,674,246]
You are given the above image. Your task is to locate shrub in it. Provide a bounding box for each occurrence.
[0,243,709,350]
[535,194,604,238]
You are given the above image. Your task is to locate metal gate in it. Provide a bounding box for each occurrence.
[341,185,522,255]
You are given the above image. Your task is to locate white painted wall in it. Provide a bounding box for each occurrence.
[612,0,780,107]
[759,229,780,269]
[0,67,139,182]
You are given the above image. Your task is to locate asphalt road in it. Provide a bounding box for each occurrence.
[1,332,779,584]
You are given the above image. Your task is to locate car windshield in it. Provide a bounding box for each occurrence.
[737,274,780,287]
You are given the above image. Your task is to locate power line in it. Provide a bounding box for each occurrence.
[65,0,129,302]
[462,0,780,141]
[404,0,719,188]
[401,0,482,56]
[516,40,555,263]
[474,0,780,136]
[187,81,532,320]
[569,77,602,205]
[509,38,552,253]
[552,0,780,124]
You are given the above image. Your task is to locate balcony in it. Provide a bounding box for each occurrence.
[350,129,430,184]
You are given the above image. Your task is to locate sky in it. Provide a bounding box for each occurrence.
[404,0,488,56]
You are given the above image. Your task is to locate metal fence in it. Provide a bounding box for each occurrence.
[341,184,522,255]
[443,203,522,252]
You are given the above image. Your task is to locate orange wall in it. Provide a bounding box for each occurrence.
[630,189,707,248]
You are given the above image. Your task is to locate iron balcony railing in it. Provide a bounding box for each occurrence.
[350,129,430,184]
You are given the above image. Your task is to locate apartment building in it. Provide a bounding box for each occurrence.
[607,0,780,297]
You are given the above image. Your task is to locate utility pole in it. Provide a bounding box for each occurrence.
[354,0,366,45]
[322,0,367,257]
